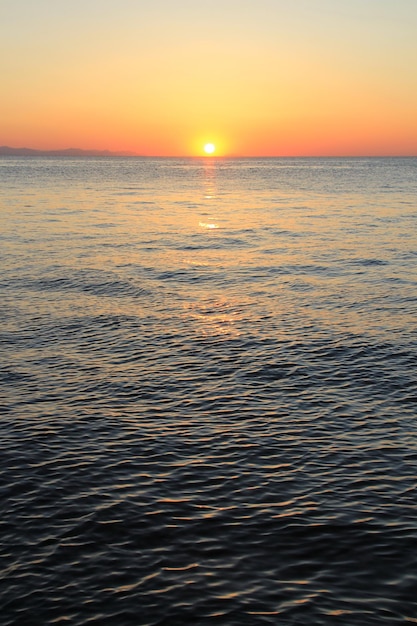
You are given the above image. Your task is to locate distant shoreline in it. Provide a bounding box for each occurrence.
[0,146,138,157]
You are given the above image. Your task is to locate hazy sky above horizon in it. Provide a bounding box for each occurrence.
[1,0,417,156]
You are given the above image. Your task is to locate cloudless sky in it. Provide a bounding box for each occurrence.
[1,0,416,155]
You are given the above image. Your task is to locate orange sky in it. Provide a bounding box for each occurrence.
[1,0,417,156]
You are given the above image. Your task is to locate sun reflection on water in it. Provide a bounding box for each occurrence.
[184,297,242,338]
[199,220,218,229]
[202,159,217,200]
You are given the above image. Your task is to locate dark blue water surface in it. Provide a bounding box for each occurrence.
[1,157,417,625]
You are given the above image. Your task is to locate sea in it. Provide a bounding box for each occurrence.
[1,156,417,625]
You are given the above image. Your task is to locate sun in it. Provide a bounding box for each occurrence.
[204,143,216,155]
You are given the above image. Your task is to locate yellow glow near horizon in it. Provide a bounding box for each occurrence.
[190,136,227,157]
[204,143,216,155]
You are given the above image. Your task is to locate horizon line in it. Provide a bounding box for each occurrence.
[0,145,416,159]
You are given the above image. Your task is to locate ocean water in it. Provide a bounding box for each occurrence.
[1,156,417,625]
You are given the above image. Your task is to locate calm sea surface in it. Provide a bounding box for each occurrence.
[1,157,417,625]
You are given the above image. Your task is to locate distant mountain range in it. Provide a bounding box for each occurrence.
[0,146,138,157]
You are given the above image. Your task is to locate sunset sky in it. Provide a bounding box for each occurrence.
[1,0,416,156]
